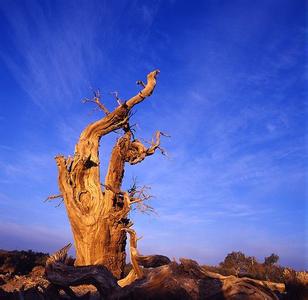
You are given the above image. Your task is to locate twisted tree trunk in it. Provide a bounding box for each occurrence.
[54,70,161,278]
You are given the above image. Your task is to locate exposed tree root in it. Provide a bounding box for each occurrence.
[45,244,120,298]
[44,239,281,300]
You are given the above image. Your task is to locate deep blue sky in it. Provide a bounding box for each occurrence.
[0,0,306,270]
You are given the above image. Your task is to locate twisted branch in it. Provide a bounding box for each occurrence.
[121,228,144,279]
[125,131,169,165]
[126,70,160,109]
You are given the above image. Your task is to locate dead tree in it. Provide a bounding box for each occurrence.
[52,70,165,278]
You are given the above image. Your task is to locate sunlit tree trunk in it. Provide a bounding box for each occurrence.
[53,70,162,278]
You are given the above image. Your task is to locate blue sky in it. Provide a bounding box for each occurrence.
[0,0,306,270]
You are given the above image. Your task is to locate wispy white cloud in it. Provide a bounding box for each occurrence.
[0,1,104,109]
[0,0,305,270]
[0,150,56,184]
[124,68,305,232]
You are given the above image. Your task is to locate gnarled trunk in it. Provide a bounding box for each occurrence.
[54,70,161,278]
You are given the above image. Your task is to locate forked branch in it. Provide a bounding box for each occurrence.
[146,131,170,156]
[82,90,110,115]
[74,70,160,165]
[128,180,155,214]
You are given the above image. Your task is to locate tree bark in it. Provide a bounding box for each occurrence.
[54,70,160,278]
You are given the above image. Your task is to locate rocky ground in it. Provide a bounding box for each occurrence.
[0,250,306,300]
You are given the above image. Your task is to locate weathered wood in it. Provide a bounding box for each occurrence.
[112,259,280,300]
[46,263,119,298]
[54,70,161,278]
[136,254,171,269]
[45,246,281,300]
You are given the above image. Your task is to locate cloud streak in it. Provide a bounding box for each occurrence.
[0,1,104,109]
[0,0,305,270]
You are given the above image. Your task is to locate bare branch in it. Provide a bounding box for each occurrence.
[45,194,64,207]
[146,131,170,155]
[129,185,151,200]
[127,180,156,215]
[110,91,123,106]
[82,89,110,115]
[132,200,156,215]
[145,131,170,157]
[75,70,160,166]
[45,194,63,202]
[136,80,146,88]
[54,199,64,207]
[127,221,134,228]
